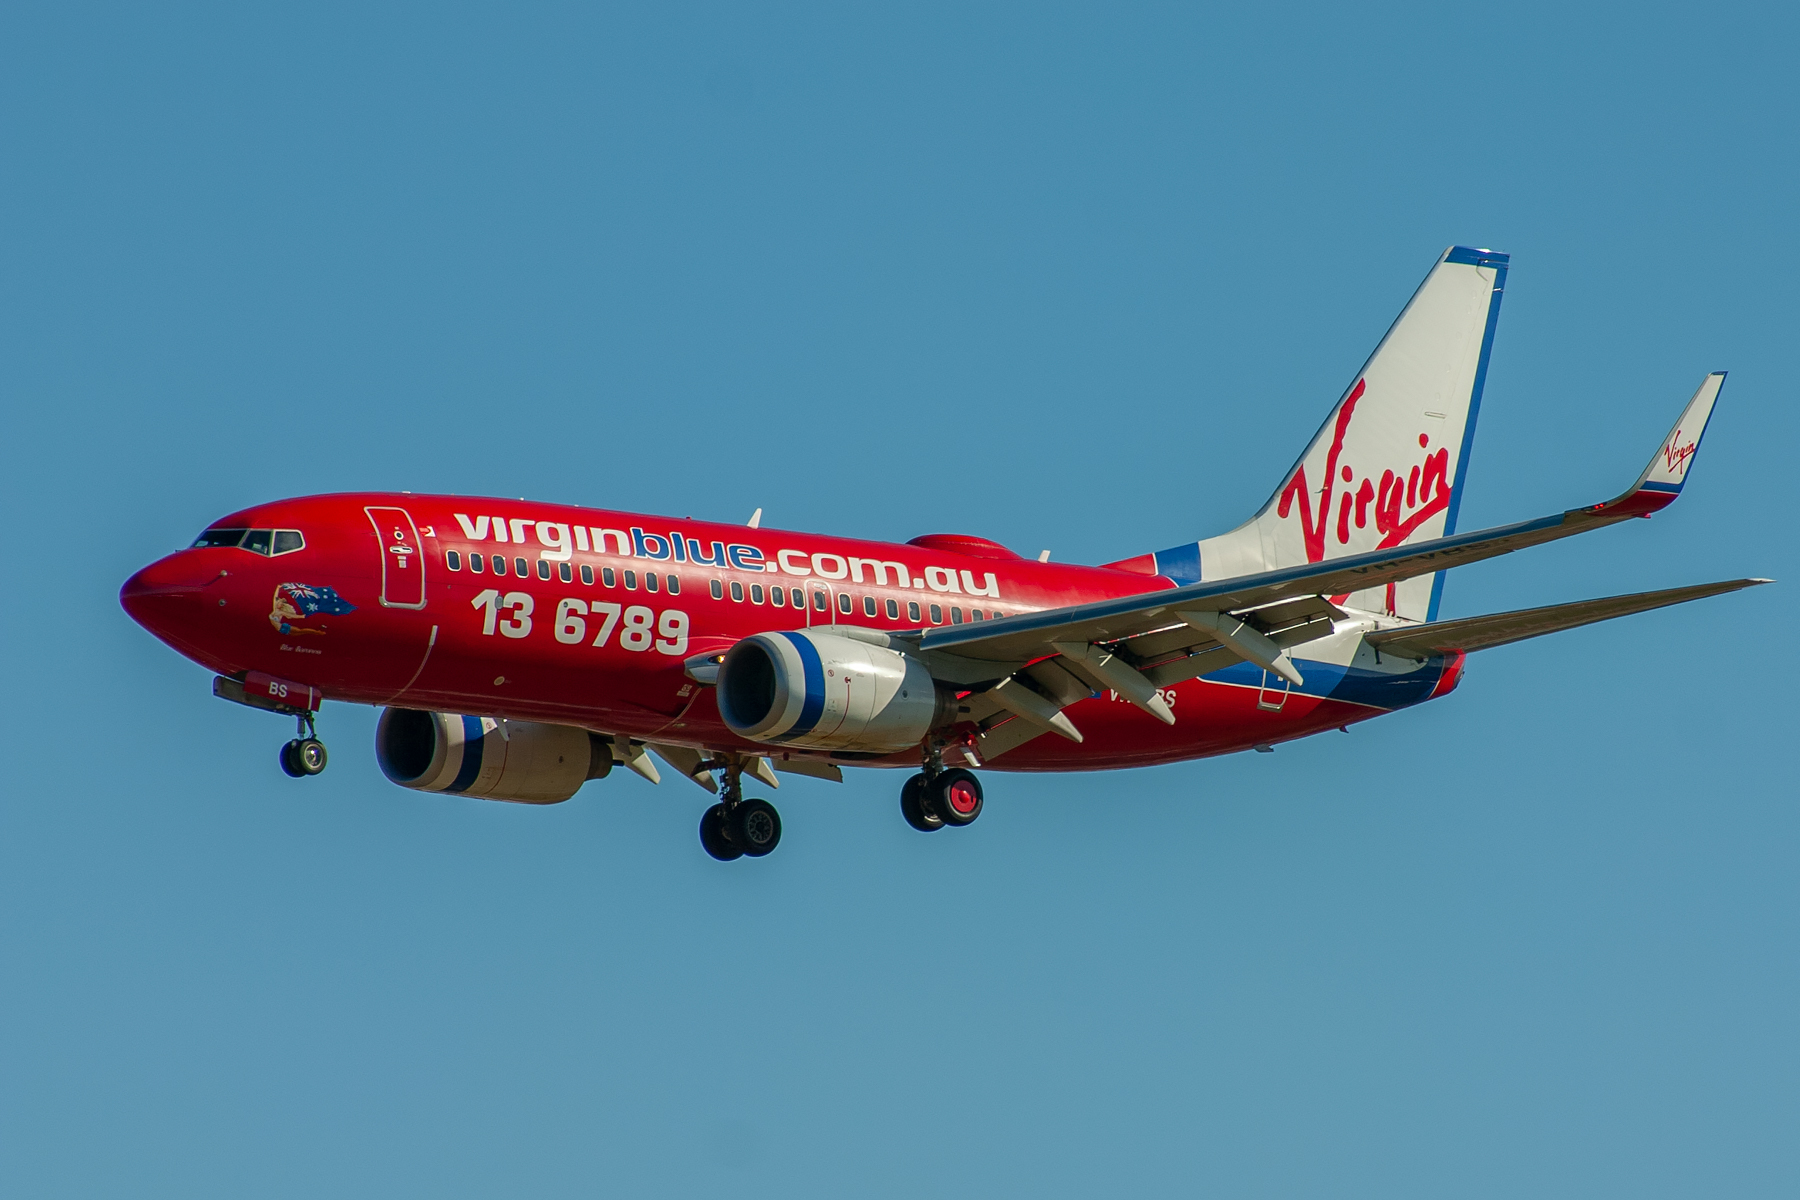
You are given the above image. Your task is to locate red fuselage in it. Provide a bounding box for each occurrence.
[121,492,1456,770]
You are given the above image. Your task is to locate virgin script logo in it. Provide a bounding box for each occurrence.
[1276,378,1453,564]
[1662,427,1698,478]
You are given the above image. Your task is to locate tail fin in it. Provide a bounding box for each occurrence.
[1153,245,1508,621]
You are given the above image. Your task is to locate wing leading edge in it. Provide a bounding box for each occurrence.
[912,373,1729,668]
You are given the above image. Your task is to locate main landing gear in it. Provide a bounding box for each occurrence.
[699,762,782,862]
[900,756,984,833]
[279,710,328,778]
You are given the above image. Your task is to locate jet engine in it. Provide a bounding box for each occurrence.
[375,708,612,804]
[716,630,954,753]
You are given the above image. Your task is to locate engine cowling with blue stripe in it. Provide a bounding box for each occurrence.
[716,631,955,753]
[375,709,612,804]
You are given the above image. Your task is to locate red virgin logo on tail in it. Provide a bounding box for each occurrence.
[1276,378,1453,564]
[1662,428,1697,477]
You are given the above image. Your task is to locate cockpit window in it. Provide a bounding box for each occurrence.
[191,527,305,555]
[193,528,247,549]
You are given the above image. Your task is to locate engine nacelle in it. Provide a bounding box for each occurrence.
[716,630,952,753]
[375,709,611,804]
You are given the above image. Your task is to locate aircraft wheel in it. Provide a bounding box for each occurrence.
[934,768,983,826]
[900,773,944,832]
[279,740,306,778]
[731,799,782,857]
[700,803,743,861]
[295,738,328,775]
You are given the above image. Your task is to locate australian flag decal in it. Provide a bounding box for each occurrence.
[270,582,356,636]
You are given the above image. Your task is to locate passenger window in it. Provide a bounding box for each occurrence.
[447,551,462,571]
[241,530,273,555]
[908,601,921,622]
[837,593,852,615]
[469,552,485,573]
[493,556,508,576]
[862,595,877,617]
[536,560,551,580]
[559,562,573,583]
[885,598,898,619]
[951,607,963,624]
[812,591,828,612]
[646,572,660,593]
[515,557,528,577]
[603,567,616,588]
[272,530,304,555]
[624,570,637,590]
[580,564,593,585]
[972,609,983,620]
[791,588,805,608]
[929,604,942,624]
[751,584,765,604]
[710,579,724,599]
[192,528,246,549]
[731,581,744,602]
[770,587,786,607]
[666,575,680,596]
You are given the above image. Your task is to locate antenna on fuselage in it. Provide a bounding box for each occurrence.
[1038,550,1051,563]
[748,508,763,529]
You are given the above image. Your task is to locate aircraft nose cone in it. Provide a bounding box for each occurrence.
[120,553,224,636]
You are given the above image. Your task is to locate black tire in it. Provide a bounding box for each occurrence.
[731,799,782,857]
[296,738,328,775]
[934,768,983,826]
[700,803,743,861]
[900,773,944,832]
[279,740,305,778]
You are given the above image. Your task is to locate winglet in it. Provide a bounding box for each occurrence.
[1592,372,1726,518]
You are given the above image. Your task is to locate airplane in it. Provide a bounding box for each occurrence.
[120,246,1766,861]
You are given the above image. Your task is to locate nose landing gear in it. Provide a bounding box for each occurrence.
[698,760,782,861]
[279,711,328,778]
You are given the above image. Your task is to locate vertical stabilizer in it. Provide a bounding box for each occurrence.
[1154,245,1508,621]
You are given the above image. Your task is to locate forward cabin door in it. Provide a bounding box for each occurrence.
[366,506,427,609]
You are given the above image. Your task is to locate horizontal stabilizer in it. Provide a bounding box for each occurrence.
[1365,578,1770,660]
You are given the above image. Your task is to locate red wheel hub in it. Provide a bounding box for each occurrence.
[948,780,979,815]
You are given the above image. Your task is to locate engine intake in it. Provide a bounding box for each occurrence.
[376,709,611,804]
[717,630,952,753]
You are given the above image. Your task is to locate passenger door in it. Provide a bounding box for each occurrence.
[366,506,427,609]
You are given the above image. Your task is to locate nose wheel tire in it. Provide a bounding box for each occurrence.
[900,773,945,832]
[731,799,782,857]
[934,768,983,826]
[699,803,743,861]
[280,738,328,777]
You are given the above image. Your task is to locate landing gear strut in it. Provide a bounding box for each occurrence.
[279,710,328,778]
[900,746,984,832]
[699,759,782,861]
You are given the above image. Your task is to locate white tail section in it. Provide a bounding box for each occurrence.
[1153,246,1509,621]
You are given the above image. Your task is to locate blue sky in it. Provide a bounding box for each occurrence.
[3,4,1796,1196]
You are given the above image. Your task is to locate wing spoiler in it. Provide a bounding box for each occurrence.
[914,373,1729,666]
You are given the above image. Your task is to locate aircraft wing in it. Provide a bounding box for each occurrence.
[901,374,1728,735]
[1364,578,1770,660]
